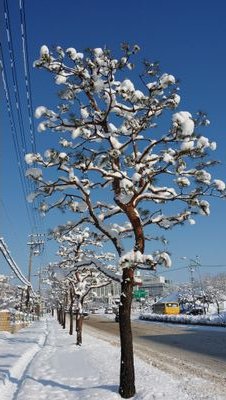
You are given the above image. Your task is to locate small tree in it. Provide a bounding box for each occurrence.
[202,273,226,314]
[53,226,115,344]
[67,269,111,344]
[0,275,21,310]
[26,44,225,398]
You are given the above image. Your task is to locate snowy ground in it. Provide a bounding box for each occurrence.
[0,317,226,400]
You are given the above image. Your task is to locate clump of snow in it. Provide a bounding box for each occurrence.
[162,153,175,164]
[55,74,67,85]
[155,251,172,267]
[176,177,190,187]
[210,141,217,150]
[159,73,175,88]
[213,179,225,191]
[180,139,194,151]
[71,127,82,139]
[119,79,135,92]
[199,200,210,215]
[25,153,36,165]
[35,106,47,118]
[58,152,68,161]
[120,251,153,268]
[59,139,73,147]
[66,47,83,60]
[110,136,122,150]
[197,136,210,149]
[81,107,89,119]
[172,111,194,137]
[196,170,211,185]
[171,93,181,106]
[25,168,42,179]
[66,47,77,60]
[40,45,49,57]
[94,47,104,57]
[37,122,47,132]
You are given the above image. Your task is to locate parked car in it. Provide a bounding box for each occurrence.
[72,310,90,319]
[115,312,119,322]
[186,307,204,315]
[105,307,113,314]
[91,308,99,314]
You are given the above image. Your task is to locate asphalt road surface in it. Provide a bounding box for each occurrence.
[84,314,226,394]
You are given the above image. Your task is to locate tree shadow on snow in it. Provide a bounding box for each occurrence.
[0,353,18,358]
[26,376,118,394]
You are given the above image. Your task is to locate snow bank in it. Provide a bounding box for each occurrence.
[140,311,226,327]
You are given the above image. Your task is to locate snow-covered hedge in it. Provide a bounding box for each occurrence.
[140,312,226,327]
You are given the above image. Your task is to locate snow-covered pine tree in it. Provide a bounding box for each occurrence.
[26,44,225,398]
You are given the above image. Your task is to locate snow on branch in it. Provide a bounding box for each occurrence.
[119,250,171,270]
[25,43,226,278]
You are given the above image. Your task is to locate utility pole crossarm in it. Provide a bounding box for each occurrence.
[27,233,45,283]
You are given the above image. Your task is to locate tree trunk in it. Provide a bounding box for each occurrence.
[25,287,30,310]
[51,308,54,317]
[62,310,66,329]
[69,306,73,335]
[59,306,64,325]
[57,307,62,324]
[76,313,83,345]
[216,299,220,315]
[69,287,74,335]
[119,268,135,398]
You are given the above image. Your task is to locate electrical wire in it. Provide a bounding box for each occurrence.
[160,264,226,274]
[4,0,29,157]
[0,45,34,230]
[19,0,36,153]
[18,0,48,239]
[0,237,32,287]
[2,0,44,235]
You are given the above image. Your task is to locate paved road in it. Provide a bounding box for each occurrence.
[85,315,226,390]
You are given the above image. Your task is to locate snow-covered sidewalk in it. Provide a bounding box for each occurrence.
[0,317,225,400]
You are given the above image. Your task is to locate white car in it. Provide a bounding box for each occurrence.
[105,307,113,314]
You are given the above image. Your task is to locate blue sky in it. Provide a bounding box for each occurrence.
[0,0,226,287]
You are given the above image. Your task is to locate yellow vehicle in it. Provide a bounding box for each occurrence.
[152,302,180,315]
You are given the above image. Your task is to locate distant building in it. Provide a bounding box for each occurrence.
[91,273,172,304]
[92,280,121,304]
[138,274,171,298]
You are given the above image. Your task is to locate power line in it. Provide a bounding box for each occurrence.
[4,0,29,157]
[200,264,226,268]
[0,236,32,287]
[19,0,45,235]
[18,0,48,238]
[1,1,48,284]
[19,0,37,153]
[2,0,45,235]
[0,45,34,230]
[161,264,226,274]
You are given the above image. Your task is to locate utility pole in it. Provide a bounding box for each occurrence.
[27,234,45,283]
[33,267,43,318]
[188,256,200,307]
